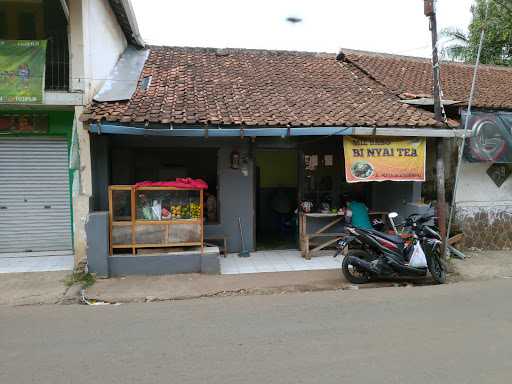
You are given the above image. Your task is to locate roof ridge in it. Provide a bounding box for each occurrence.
[338,55,394,92]
[341,47,512,72]
[147,45,337,58]
[337,59,445,126]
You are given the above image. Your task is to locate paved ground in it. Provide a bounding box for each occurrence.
[220,250,342,274]
[1,279,512,384]
[0,271,70,305]
[85,269,350,302]
[0,254,74,273]
[2,250,508,306]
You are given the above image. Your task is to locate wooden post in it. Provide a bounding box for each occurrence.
[200,189,204,255]
[131,187,136,256]
[108,186,113,256]
[426,0,448,256]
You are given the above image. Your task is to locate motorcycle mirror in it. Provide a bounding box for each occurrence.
[388,212,399,219]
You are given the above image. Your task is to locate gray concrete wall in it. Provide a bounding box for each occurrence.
[109,250,220,277]
[85,211,110,278]
[371,182,420,222]
[208,145,255,253]
[86,209,220,276]
[90,135,110,211]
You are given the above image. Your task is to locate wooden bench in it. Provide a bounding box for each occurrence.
[204,237,228,257]
[299,211,389,259]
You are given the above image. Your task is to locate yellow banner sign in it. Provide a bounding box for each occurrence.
[343,136,426,183]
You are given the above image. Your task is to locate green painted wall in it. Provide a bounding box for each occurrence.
[0,110,74,141]
[256,150,297,188]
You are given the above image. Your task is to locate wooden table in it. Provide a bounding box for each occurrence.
[299,213,346,259]
[299,211,389,259]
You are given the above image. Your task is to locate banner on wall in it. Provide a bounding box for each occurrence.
[0,40,47,104]
[462,111,512,163]
[0,114,48,133]
[343,136,426,183]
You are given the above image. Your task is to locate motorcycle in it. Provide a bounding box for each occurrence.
[335,212,446,284]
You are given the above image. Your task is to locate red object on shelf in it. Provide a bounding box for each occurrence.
[134,178,209,190]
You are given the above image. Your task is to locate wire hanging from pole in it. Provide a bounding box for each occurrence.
[445,0,490,256]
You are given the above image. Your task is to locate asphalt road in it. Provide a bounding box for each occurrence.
[2,279,512,384]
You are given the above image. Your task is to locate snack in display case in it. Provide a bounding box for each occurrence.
[108,183,206,255]
[135,189,202,221]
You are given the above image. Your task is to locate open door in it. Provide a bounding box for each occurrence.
[255,149,298,250]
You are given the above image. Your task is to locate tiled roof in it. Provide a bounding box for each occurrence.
[343,49,512,109]
[82,46,441,128]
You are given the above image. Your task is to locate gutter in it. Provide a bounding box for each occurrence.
[120,0,145,48]
[88,123,470,138]
[59,0,70,22]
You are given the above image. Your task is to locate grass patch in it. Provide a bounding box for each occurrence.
[64,271,96,288]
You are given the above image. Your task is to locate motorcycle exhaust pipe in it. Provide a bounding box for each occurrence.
[385,256,427,276]
[347,256,378,274]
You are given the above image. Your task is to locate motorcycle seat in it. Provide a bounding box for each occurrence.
[364,229,404,245]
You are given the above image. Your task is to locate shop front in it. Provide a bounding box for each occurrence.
[0,111,74,257]
[86,125,434,276]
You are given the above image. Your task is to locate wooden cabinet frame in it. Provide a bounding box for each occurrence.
[108,185,204,255]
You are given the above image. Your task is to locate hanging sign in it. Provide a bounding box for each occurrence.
[487,164,511,188]
[343,136,426,183]
[0,40,47,104]
[462,112,512,163]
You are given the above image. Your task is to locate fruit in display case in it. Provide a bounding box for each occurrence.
[181,205,191,219]
[170,205,182,219]
[169,203,201,220]
[190,202,200,218]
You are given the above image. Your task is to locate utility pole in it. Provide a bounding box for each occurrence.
[424,0,447,255]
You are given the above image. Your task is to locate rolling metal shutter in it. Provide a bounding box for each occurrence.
[0,138,72,255]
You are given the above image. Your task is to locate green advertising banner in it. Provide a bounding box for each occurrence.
[0,40,47,104]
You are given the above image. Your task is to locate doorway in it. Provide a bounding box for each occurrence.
[255,149,298,250]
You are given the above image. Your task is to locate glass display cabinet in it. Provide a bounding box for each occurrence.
[108,186,204,255]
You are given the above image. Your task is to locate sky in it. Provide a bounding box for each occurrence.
[131,0,474,58]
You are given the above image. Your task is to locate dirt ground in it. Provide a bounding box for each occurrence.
[451,250,512,281]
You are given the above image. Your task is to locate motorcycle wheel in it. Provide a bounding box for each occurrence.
[427,249,446,284]
[342,250,372,284]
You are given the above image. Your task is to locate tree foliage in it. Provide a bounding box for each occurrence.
[463,0,512,66]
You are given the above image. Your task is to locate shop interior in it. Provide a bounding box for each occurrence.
[111,146,220,224]
[255,149,298,250]
[253,139,398,252]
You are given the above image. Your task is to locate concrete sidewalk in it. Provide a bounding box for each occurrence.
[85,269,351,303]
[0,271,71,306]
[3,251,508,306]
